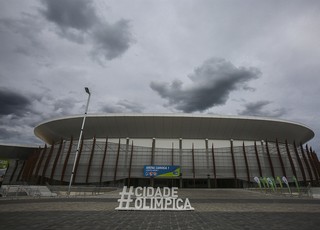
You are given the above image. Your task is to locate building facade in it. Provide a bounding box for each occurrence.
[2,114,320,188]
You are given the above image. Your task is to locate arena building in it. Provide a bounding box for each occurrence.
[1,113,320,188]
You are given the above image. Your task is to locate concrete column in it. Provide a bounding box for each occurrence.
[254,141,262,177]
[230,139,237,188]
[128,141,134,187]
[179,138,183,188]
[99,137,108,185]
[293,141,307,185]
[276,139,286,177]
[125,137,130,177]
[85,136,96,184]
[265,140,275,179]
[150,138,156,187]
[242,142,250,185]
[205,139,209,175]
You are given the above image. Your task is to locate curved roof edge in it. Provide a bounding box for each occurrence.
[34,113,315,145]
[35,113,312,128]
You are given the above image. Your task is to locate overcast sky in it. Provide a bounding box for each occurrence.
[0,0,319,156]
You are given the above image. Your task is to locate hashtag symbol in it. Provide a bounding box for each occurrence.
[116,186,134,210]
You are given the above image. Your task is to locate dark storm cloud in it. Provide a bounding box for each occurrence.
[0,87,80,144]
[0,88,31,116]
[40,0,134,61]
[239,101,287,118]
[150,58,261,112]
[0,87,76,124]
[40,0,98,31]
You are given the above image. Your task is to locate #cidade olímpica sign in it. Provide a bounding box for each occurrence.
[116,186,194,211]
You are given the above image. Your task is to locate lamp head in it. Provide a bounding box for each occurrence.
[85,87,90,95]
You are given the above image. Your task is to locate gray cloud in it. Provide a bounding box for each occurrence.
[150,58,261,112]
[239,101,287,118]
[40,0,98,31]
[101,100,144,113]
[0,127,21,140]
[40,0,134,61]
[51,98,77,117]
[0,14,46,60]
[0,126,40,145]
[91,19,133,60]
[0,88,31,116]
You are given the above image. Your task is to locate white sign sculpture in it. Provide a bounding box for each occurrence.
[116,186,194,211]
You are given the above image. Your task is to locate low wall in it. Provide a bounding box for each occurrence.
[311,188,320,199]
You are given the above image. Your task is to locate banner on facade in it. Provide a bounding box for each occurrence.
[144,165,180,177]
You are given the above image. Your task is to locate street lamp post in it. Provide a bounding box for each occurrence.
[67,87,91,196]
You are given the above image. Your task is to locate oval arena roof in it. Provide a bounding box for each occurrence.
[34,113,314,145]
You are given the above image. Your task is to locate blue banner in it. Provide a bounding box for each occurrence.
[144,165,180,177]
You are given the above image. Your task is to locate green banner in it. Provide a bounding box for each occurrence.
[276,176,283,189]
[293,176,300,193]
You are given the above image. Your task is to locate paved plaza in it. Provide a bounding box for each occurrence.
[1,189,320,229]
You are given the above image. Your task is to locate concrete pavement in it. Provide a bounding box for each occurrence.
[1,189,319,229]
